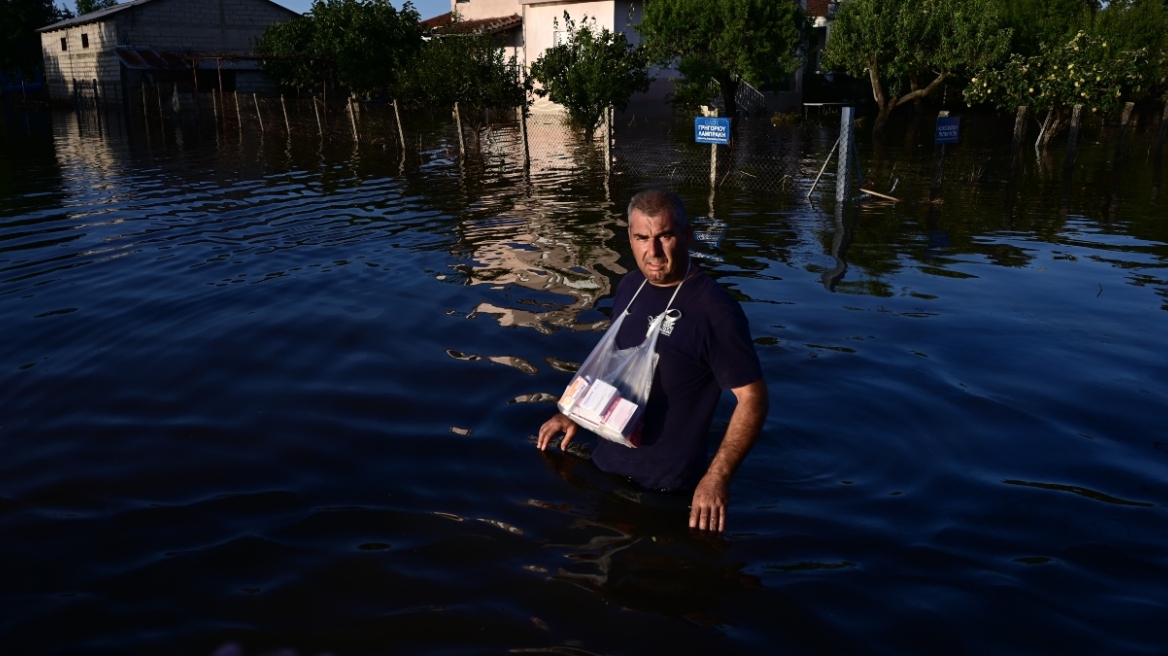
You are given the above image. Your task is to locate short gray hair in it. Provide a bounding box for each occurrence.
[627,188,687,232]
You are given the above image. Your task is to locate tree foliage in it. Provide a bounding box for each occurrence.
[528,13,649,140]
[1,0,72,75]
[257,0,423,97]
[636,0,805,117]
[966,0,1167,147]
[991,0,1098,57]
[398,29,529,118]
[965,32,1145,117]
[75,0,116,17]
[823,0,1011,132]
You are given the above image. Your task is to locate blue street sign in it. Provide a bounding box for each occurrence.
[935,116,960,144]
[695,117,731,145]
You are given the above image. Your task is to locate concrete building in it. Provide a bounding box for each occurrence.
[426,0,811,117]
[38,0,297,106]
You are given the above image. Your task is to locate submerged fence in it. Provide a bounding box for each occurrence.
[64,83,1168,198]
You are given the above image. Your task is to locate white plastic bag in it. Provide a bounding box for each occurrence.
[557,271,689,448]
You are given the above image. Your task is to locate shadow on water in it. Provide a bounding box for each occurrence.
[2,103,1168,655]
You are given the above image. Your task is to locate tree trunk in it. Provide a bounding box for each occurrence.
[874,102,894,134]
[1037,108,1068,151]
[717,75,739,119]
[910,74,924,114]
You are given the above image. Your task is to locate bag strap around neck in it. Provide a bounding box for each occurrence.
[624,261,692,316]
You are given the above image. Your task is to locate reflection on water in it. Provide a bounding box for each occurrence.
[2,104,1168,655]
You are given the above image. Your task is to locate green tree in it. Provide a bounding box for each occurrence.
[1093,0,1168,100]
[966,3,1167,148]
[257,0,423,98]
[75,0,116,16]
[398,29,529,138]
[636,0,805,117]
[822,0,1011,133]
[528,13,649,140]
[1,0,72,75]
[991,0,1098,57]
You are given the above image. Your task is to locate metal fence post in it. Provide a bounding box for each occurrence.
[518,105,530,169]
[929,110,948,202]
[836,106,855,203]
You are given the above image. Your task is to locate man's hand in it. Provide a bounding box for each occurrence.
[538,413,579,451]
[690,473,730,532]
[689,379,768,533]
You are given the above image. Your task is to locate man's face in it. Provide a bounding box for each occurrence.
[629,209,689,287]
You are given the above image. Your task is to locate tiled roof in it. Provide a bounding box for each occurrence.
[805,0,831,18]
[423,13,523,35]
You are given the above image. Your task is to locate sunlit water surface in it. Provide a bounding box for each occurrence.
[2,108,1167,655]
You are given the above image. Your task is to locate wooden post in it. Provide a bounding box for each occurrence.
[1010,106,1028,172]
[453,102,466,157]
[517,105,529,169]
[253,93,264,132]
[1158,98,1168,152]
[191,61,200,121]
[212,87,218,119]
[1119,101,1135,138]
[393,99,406,148]
[1154,98,1168,199]
[234,90,242,126]
[142,83,149,117]
[347,96,358,141]
[836,106,855,203]
[92,78,100,106]
[312,96,323,137]
[929,110,949,202]
[1063,104,1083,178]
[1115,101,1135,165]
[281,95,290,134]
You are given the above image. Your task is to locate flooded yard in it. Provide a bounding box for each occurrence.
[2,105,1166,655]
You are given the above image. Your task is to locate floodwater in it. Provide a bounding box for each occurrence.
[2,105,1167,656]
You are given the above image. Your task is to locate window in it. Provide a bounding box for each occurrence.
[81,33,89,48]
[61,37,67,51]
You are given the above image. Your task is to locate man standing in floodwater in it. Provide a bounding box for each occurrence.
[538,189,768,533]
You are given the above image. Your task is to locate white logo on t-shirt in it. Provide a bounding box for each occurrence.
[648,309,682,337]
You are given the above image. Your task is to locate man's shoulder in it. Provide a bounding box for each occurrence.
[686,268,746,313]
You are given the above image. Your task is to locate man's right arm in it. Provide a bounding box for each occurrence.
[537,413,579,451]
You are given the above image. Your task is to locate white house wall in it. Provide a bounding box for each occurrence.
[40,21,120,102]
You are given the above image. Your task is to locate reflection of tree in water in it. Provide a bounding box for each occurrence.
[532,452,759,624]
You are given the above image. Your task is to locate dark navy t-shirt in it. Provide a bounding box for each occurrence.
[591,267,764,492]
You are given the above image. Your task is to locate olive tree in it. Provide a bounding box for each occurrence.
[636,0,805,117]
[528,13,650,141]
[823,0,1011,133]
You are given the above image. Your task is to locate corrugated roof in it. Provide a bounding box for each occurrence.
[40,0,149,31]
[38,0,298,32]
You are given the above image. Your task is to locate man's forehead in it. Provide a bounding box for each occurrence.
[629,210,680,233]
